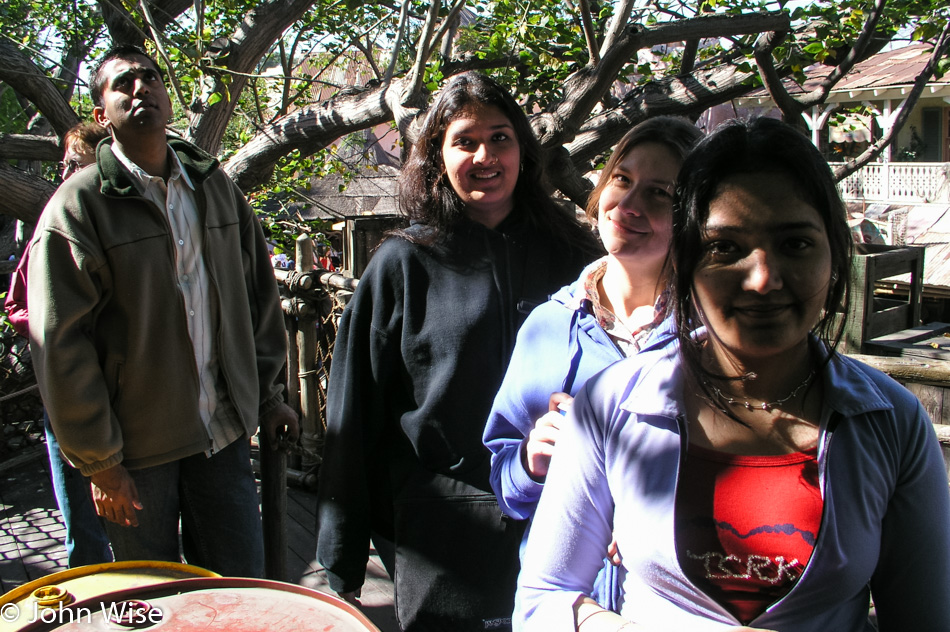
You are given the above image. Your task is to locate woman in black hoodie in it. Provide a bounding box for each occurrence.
[316,72,599,631]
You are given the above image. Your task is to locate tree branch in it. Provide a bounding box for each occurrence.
[534,11,790,148]
[385,1,411,82]
[224,78,401,192]
[599,0,634,57]
[680,39,699,76]
[432,0,466,61]
[577,0,601,65]
[0,134,63,161]
[754,28,801,120]
[187,0,315,153]
[405,0,443,100]
[550,60,765,205]
[0,162,57,225]
[0,37,79,136]
[137,0,192,119]
[798,0,889,108]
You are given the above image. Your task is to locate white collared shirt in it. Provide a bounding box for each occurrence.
[111,143,242,454]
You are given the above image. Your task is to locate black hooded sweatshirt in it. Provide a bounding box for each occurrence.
[317,209,594,631]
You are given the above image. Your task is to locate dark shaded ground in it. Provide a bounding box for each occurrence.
[0,440,398,631]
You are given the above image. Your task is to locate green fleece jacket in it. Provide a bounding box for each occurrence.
[28,137,286,475]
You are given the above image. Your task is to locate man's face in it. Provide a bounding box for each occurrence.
[92,55,171,139]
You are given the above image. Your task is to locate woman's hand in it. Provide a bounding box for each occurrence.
[336,589,361,606]
[607,536,622,566]
[521,393,573,481]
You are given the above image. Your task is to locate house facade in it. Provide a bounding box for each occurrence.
[712,43,950,322]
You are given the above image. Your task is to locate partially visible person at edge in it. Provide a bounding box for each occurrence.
[27,44,299,577]
[484,117,703,621]
[315,71,601,632]
[5,121,114,568]
[516,117,950,631]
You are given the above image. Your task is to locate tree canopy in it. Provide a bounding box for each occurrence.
[1,0,948,233]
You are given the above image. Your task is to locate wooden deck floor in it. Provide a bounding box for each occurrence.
[0,447,398,631]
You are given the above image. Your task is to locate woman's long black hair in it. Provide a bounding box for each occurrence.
[397,71,599,254]
[672,117,853,393]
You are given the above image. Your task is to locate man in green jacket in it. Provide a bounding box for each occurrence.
[27,44,299,577]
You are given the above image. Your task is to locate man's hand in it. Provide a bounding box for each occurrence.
[261,402,300,449]
[90,464,143,527]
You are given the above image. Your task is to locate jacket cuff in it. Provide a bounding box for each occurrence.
[258,389,285,418]
[511,448,545,500]
[324,567,363,595]
[78,451,124,477]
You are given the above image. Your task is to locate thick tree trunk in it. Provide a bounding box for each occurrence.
[0,40,79,137]
[224,81,398,192]
[0,135,63,162]
[187,0,316,154]
[0,163,57,225]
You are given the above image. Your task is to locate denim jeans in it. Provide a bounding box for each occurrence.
[45,414,114,567]
[102,437,264,577]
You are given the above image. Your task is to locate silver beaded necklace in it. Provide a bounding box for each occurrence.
[704,370,816,412]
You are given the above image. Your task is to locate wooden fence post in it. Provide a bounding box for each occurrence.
[260,428,287,581]
[296,234,322,470]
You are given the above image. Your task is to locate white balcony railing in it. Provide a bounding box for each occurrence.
[830,162,950,204]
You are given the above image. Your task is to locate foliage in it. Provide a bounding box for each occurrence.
[0,290,15,338]
[251,131,379,254]
[895,125,925,162]
[0,87,29,135]
[0,0,947,221]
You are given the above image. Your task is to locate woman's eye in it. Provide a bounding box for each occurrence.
[650,187,672,198]
[492,132,510,142]
[610,173,630,186]
[704,240,737,257]
[785,237,813,252]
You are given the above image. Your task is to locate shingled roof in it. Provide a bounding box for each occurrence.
[738,43,950,106]
[295,164,400,221]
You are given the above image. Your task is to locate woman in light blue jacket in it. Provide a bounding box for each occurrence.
[518,118,950,631]
[484,117,703,613]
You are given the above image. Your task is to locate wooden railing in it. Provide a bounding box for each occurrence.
[831,162,950,204]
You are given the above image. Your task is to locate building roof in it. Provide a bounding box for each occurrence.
[737,42,950,106]
[296,165,400,221]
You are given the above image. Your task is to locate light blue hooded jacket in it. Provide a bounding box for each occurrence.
[484,260,676,611]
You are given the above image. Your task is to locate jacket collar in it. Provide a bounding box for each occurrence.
[618,335,894,422]
[97,135,219,198]
[816,344,893,418]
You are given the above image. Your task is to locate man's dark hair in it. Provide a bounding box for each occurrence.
[89,44,164,108]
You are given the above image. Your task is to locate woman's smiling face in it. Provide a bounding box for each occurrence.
[692,171,833,363]
[595,142,679,269]
[441,104,521,228]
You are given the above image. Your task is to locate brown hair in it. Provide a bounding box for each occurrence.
[584,116,703,224]
[63,121,110,153]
